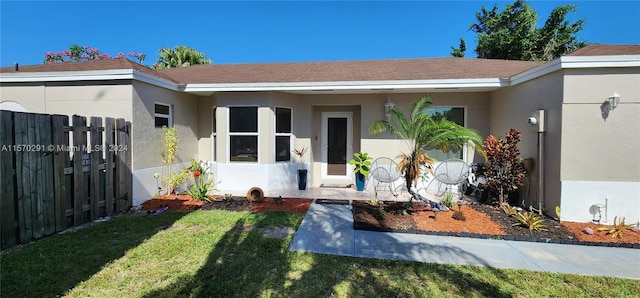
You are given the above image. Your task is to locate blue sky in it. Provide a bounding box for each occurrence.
[1,1,639,67]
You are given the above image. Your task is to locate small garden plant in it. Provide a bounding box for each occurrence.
[513,211,547,232]
[349,152,373,176]
[596,216,634,239]
[452,210,466,221]
[440,192,455,209]
[223,193,234,202]
[186,159,216,201]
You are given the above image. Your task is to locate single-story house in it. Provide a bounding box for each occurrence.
[1,43,638,223]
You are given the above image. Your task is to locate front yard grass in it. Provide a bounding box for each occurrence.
[1,209,638,297]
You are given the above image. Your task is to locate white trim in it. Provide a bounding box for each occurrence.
[0,69,180,91]
[321,112,353,180]
[182,78,508,93]
[511,54,640,86]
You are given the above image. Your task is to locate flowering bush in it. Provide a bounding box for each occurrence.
[43,44,146,64]
[186,159,217,201]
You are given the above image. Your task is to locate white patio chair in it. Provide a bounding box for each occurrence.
[432,158,470,197]
[369,157,402,198]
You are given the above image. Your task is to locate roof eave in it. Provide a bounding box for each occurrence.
[182,78,510,95]
[0,69,180,91]
[510,55,640,86]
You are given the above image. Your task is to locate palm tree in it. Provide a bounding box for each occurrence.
[153,46,211,69]
[369,95,485,201]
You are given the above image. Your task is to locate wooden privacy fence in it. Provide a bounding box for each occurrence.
[0,111,132,250]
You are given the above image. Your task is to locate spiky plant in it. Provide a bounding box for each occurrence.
[596,216,634,239]
[369,96,485,202]
[513,211,547,232]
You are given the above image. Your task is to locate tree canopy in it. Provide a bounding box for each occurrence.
[153,46,212,69]
[452,0,587,61]
[43,44,146,64]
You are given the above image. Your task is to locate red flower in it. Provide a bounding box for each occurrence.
[194,171,201,178]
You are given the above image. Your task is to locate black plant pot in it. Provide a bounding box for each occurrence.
[297,169,308,190]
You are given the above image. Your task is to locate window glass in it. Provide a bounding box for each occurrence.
[424,107,465,160]
[154,103,172,128]
[275,136,291,162]
[155,104,170,115]
[230,136,258,162]
[276,107,292,133]
[229,107,257,132]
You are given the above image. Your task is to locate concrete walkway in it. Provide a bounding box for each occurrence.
[289,202,640,280]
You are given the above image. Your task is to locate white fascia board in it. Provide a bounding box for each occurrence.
[131,71,180,90]
[511,55,640,86]
[0,69,180,91]
[0,69,135,83]
[182,78,508,93]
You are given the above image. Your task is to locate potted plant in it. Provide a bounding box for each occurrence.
[349,152,372,191]
[293,147,308,190]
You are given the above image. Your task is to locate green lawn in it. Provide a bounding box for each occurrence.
[1,209,638,297]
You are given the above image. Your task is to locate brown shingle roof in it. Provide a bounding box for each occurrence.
[0,57,175,82]
[157,58,541,84]
[567,44,640,56]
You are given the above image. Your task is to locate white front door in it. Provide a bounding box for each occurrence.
[321,112,353,179]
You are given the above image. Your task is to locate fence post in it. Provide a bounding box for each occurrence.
[38,114,55,236]
[51,114,69,232]
[104,118,115,216]
[0,111,17,249]
[72,115,86,225]
[14,112,32,243]
[89,117,102,220]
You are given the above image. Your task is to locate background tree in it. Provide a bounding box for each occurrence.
[153,46,212,69]
[369,96,484,201]
[461,0,586,61]
[44,44,146,64]
[450,38,466,57]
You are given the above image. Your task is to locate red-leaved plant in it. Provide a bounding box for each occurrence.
[482,128,526,205]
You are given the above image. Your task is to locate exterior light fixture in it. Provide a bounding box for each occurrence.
[607,92,620,111]
[384,98,394,120]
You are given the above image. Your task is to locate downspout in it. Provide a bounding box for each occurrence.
[538,126,544,216]
[536,110,545,216]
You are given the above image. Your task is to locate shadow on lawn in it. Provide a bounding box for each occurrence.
[0,211,187,298]
[142,208,518,297]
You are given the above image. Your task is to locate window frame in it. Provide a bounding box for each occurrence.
[227,105,259,163]
[275,106,293,163]
[154,102,173,129]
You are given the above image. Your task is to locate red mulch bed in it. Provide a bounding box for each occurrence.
[353,200,640,245]
[141,195,312,214]
[562,221,640,245]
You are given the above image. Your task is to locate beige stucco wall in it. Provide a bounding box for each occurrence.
[490,71,564,211]
[0,83,47,112]
[131,81,200,170]
[561,67,640,181]
[0,81,133,119]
